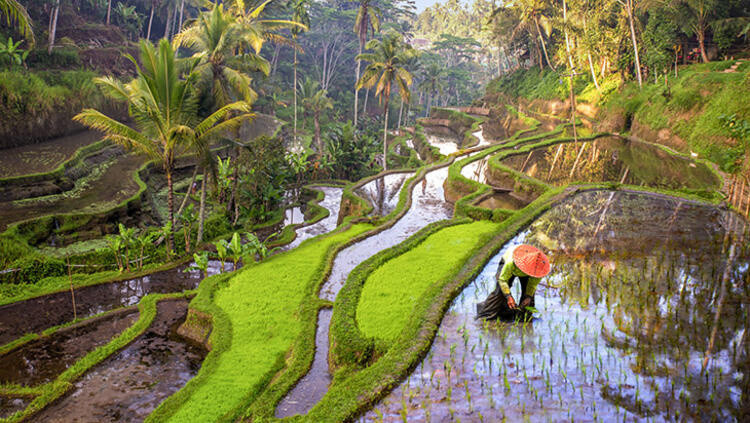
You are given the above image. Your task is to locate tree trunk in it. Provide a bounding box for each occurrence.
[562,0,574,69]
[314,114,323,155]
[166,167,176,254]
[382,93,390,171]
[48,0,60,54]
[534,17,555,70]
[106,0,111,25]
[177,165,198,218]
[354,42,363,126]
[164,6,173,39]
[588,52,600,91]
[293,47,298,147]
[397,99,404,131]
[229,147,239,223]
[178,0,185,34]
[147,4,155,40]
[697,26,709,63]
[196,170,207,245]
[363,88,369,116]
[626,0,643,87]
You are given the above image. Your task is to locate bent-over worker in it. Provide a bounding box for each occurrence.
[476,244,551,320]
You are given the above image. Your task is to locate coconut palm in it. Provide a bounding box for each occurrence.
[418,62,445,116]
[494,0,555,70]
[0,0,34,46]
[356,31,414,171]
[225,0,304,53]
[74,39,253,252]
[291,0,310,148]
[353,0,381,127]
[299,77,333,156]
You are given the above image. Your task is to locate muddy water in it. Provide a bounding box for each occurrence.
[0,261,228,346]
[0,396,31,419]
[0,310,139,386]
[501,136,721,191]
[284,206,305,226]
[275,309,333,417]
[30,299,206,423]
[277,166,456,417]
[364,191,750,422]
[477,192,528,210]
[0,130,102,178]
[284,186,343,251]
[356,173,411,217]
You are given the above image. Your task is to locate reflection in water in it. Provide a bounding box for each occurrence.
[30,299,206,423]
[365,191,749,422]
[425,132,460,156]
[356,173,411,217]
[501,137,721,191]
[283,186,343,251]
[461,156,489,184]
[278,165,454,417]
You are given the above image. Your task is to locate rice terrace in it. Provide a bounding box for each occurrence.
[1,0,749,421]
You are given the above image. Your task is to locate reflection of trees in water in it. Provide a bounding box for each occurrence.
[501,138,718,190]
[523,191,750,419]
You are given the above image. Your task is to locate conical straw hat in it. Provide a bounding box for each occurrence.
[512,244,551,278]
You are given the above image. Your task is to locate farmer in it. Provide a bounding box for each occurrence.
[476,244,551,320]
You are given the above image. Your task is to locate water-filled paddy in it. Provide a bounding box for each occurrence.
[501,136,721,190]
[356,172,411,217]
[365,190,749,422]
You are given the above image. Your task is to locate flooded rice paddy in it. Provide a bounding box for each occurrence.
[278,164,455,417]
[476,192,529,210]
[501,136,721,191]
[365,190,749,422]
[356,173,411,217]
[0,130,102,178]
[284,186,343,251]
[30,299,206,423]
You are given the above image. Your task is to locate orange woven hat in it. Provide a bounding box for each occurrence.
[512,244,551,278]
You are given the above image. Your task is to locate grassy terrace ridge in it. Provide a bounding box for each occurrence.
[0,293,191,423]
[148,223,373,422]
[357,220,501,342]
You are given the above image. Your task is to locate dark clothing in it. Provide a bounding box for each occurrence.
[476,259,536,320]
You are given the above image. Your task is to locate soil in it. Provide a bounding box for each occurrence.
[30,299,207,423]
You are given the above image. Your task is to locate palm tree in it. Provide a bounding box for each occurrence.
[1,0,34,46]
[418,62,445,117]
[74,39,253,253]
[291,0,310,149]
[226,0,304,53]
[357,31,414,171]
[299,77,333,156]
[175,3,271,227]
[617,0,643,86]
[353,0,381,127]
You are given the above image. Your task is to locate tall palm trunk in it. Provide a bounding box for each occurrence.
[562,0,574,69]
[697,24,709,63]
[314,113,323,155]
[164,5,173,39]
[625,0,643,87]
[146,4,155,40]
[397,99,404,130]
[196,170,207,244]
[48,0,60,54]
[293,48,298,146]
[166,167,176,253]
[534,17,555,70]
[354,42,363,126]
[106,0,111,25]
[382,90,390,171]
[178,0,185,34]
[363,88,369,116]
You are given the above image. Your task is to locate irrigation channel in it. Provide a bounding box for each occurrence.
[0,185,344,420]
[363,190,750,422]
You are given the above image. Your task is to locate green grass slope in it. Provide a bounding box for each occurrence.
[356,221,500,342]
[162,223,371,422]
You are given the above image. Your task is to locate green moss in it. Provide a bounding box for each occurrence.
[356,221,500,342]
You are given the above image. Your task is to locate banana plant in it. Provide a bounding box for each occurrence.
[158,221,174,259]
[118,223,136,272]
[186,251,210,278]
[0,37,29,68]
[228,232,247,269]
[105,234,124,272]
[134,230,158,271]
[214,238,230,271]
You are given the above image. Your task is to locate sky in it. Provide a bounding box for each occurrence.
[414,0,442,13]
